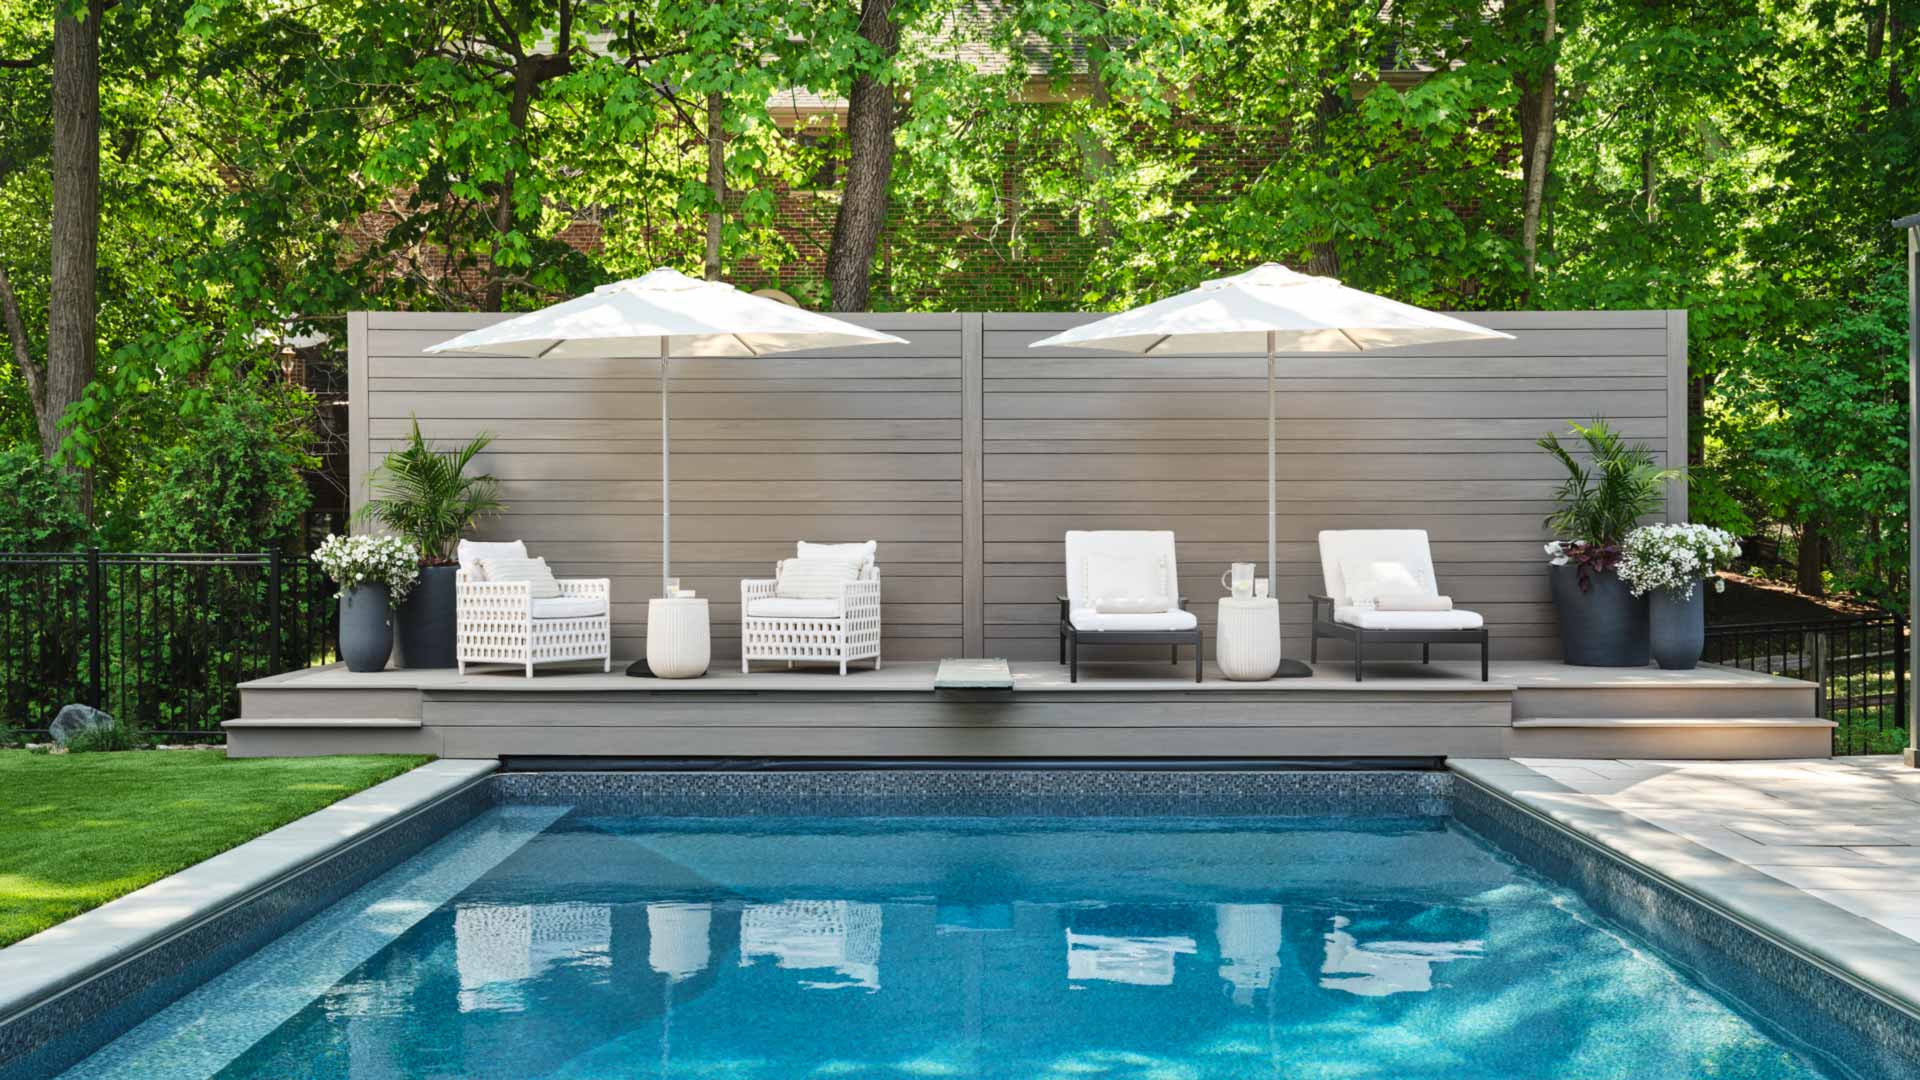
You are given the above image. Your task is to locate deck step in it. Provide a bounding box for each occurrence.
[221,718,424,730]
[1512,716,1834,729]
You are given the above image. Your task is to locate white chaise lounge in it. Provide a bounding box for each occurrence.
[1057,530,1201,683]
[454,540,612,677]
[740,541,882,675]
[1309,529,1488,682]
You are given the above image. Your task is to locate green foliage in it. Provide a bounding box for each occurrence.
[63,721,152,753]
[135,385,316,554]
[358,419,503,565]
[0,446,88,551]
[1539,419,1679,547]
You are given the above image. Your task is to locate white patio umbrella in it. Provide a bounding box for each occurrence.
[1030,263,1514,668]
[426,267,907,598]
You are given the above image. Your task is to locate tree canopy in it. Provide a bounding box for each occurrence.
[0,0,1913,600]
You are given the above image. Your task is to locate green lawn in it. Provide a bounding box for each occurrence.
[0,750,432,947]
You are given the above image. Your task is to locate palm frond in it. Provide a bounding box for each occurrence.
[355,416,506,562]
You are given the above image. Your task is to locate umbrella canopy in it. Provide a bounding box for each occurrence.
[1030,262,1507,354]
[428,268,908,598]
[425,267,907,360]
[1031,263,1514,675]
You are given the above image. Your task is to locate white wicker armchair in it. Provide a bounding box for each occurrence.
[456,571,612,677]
[740,561,882,675]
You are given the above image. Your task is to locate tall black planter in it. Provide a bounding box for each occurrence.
[394,565,458,669]
[339,583,394,673]
[1549,563,1650,667]
[1649,587,1706,670]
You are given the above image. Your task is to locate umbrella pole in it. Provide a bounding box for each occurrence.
[1267,330,1277,617]
[661,335,671,599]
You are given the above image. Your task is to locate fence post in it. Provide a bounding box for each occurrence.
[86,546,102,710]
[268,549,283,673]
[1898,615,1909,746]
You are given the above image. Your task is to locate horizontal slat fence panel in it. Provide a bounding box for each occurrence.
[977,310,1682,663]
[352,309,1682,663]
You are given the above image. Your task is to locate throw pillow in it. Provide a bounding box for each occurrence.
[458,539,527,577]
[479,556,561,599]
[797,541,877,570]
[775,558,861,600]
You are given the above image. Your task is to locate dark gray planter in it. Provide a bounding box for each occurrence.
[1649,586,1706,670]
[339,583,393,673]
[394,564,458,669]
[1549,563,1650,667]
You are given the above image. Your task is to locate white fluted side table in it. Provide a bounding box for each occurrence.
[646,598,711,679]
[1216,596,1281,681]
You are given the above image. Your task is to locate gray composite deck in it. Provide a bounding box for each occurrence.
[228,659,1825,761]
[350,308,1688,664]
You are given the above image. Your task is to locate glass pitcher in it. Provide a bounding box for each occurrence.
[1220,562,1255,599]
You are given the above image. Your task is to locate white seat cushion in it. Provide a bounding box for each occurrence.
[530,595,606,619]
[746,597,844,619]
[1070,607,1198,633]
[1333,605,1484,631]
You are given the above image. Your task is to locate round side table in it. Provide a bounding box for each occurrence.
[646,597,711,679]
[1216,596,1281,681]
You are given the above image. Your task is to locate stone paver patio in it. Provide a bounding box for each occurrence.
[1490,755,1920,942]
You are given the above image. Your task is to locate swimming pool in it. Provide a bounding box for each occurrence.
[52,778,1878,1080]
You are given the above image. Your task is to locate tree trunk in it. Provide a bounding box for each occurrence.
[1797,521,1825,597]
[483,64,536,311]
[704,89,725,281]
[826,0,900,312]
[47,0,102,512]
[1516,0,1557,293]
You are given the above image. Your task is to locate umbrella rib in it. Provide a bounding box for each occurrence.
[1338,329,1366,352]
[535,341,564,358]
[730,333,762,357]
[1142,333,1173,354]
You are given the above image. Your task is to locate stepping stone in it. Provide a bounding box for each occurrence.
[935,658,1014,692]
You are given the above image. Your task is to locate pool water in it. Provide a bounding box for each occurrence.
[65,804,1855,1079]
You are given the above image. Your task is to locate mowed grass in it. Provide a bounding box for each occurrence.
[0,750,431,946]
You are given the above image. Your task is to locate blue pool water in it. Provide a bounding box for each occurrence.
[64,803,1857,1079]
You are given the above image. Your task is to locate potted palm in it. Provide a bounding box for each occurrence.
[1618,523,1741,669]
[1539,420,1680,666]
[358,419,504,668]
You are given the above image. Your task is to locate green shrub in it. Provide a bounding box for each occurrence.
[0,446,89,551]
[137,385,315,554]
[63,722,153,753]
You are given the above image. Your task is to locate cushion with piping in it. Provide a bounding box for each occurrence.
[458,539,527,577]
[775,558,861,600]
[797,541,877,570]
[1087,553,1170,613]
[478,556,561,599]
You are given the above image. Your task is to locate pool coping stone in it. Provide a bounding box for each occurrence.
[0,757,497,1025]
[1450,757,1920,1019]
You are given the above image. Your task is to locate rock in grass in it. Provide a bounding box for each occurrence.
[49,704,116,748]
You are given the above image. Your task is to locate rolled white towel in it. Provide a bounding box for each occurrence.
[1375,594,1453,612]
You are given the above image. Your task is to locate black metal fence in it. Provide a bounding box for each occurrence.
[0,550,336,741]
[1704,614,1908,754]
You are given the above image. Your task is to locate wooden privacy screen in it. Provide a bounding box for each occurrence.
[350,309,1686,662]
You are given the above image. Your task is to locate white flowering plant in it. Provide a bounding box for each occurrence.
[1616,523,1741,600]
[312,534,422,602]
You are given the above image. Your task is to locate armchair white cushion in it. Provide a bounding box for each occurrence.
[741,542,882,675]
[1064,531,1188,632]
[457,539,527,576]
[457,547,611,677]
[1318,530,1483,631]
